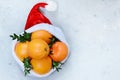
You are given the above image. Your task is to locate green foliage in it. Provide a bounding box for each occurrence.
[10,31,31,42]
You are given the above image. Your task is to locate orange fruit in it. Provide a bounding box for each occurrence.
[15,42,29,61]
[50,41,68,62]
[28,39,50,59]
[31,30,52,44]
[31,56,52,74]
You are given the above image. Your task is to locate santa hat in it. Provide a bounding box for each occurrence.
[24,1,57,30]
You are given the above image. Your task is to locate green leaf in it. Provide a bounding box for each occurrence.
[48,36,59,48]
[52,61,63,72]
[10,33,19,40]
[23,57,32,76]
[10,31,31,42]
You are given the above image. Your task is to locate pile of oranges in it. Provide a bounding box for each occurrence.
[12,30,68,75]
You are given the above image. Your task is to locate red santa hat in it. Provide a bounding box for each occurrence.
[24,1,57,30]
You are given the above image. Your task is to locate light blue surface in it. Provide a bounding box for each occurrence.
[0,0,120,80]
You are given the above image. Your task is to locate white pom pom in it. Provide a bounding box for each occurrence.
[45,1,57,11]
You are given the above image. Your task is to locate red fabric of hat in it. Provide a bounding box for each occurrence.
[24,2,51,30]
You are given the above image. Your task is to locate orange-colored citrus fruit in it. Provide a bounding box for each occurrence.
[28,39,50,59]
[15,42,29,61]
[31,56,52,74]
[31,30,52,44]
[50,41,68,62]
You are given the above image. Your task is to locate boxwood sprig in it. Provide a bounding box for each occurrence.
[48,36,59,48]
[52,61,64,72]
[10,31,31,42]
[23,57,32,76]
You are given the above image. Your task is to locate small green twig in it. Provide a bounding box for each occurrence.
[52,61,64,72]
[10,31,31,42]
[48,36,59,48]
[23,57,32,76]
